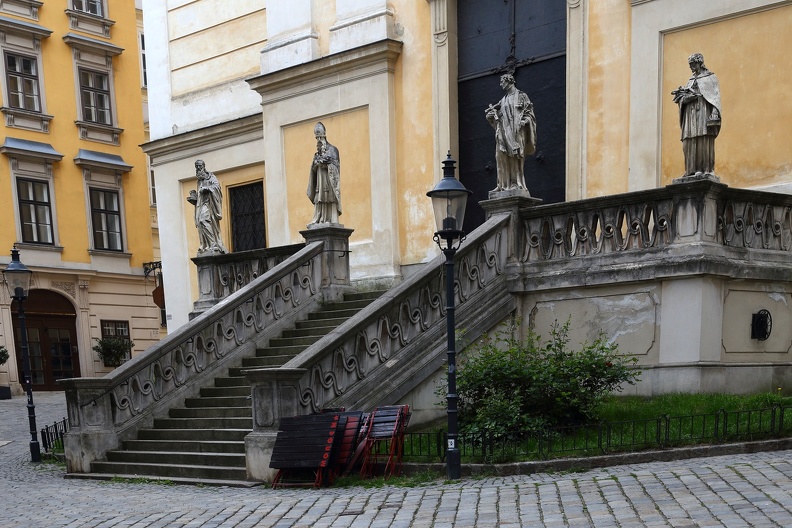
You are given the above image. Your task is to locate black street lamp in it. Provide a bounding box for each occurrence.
[4,247,40,462]
[427,153,472,480]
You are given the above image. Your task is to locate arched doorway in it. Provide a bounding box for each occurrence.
[12,290,80,391]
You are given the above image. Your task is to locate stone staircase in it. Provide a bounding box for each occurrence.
[69,291,383,487]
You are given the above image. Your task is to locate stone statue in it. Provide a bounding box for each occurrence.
[485,73,537,193]
[307,122,342,225]
[187,159,226,254]
[672,53,721,178]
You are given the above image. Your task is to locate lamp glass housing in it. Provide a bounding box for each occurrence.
[5,248,31,300]
[430,190,468,240]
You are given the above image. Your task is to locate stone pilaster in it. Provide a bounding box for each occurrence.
[300,225,354,302]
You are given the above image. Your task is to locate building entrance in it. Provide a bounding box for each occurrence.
[12,290,80,391]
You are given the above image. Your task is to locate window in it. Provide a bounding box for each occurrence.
[90,188,122,251]
[17,178,53,244]
[73,0,102,17]
[139,32,147,88]
[5,53,40,112]
[0,17,52,132]
[101,320,129,339]
[229,182,266,251]
[64,33,122,144]
[79,69,111,125]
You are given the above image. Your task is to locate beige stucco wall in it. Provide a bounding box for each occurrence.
[580,0,792,196]
[585,0,631,198]
[660,5,792,187]
[283,111,372,242]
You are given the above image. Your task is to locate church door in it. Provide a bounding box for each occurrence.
[457,0,567,231]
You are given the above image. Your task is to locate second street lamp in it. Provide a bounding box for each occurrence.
[427,153,472,480]
[4,247,40,462]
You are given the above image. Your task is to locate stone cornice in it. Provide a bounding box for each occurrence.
[141,113,263,163]
[246,39,403,101]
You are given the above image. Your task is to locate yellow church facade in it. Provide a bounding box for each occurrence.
[0,0,160,395]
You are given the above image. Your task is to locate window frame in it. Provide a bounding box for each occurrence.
[78,67,112,126]
[63,33,123,145]
[16,176,54,245]
[89,187,123,251]
[229,181,267,252]
[0,16,53,132]
[65,0,113,38]
[100,319,129,340]
[5,51,41,112]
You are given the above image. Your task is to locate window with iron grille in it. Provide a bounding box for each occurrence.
[90,188,123,251]
[73,0,102,16]
[229,182,266,252]
[101,320,129,339]
[5,52,40,112]
[79,68,111,125]
[17,178,53,244]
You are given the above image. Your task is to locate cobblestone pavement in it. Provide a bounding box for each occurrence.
[2,392,792,527]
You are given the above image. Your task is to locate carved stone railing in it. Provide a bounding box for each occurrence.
[515,180,792,288]
[191,244,305,315]
[61,241,325,473]
[245,213,516,480]
[521,180,792,262]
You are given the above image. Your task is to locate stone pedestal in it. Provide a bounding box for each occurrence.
[480,191,542,263]
[300,224,355,303]
[244,368,307,482]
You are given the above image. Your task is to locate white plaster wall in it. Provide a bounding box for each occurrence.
[266,0,312,38]
[142,0,174,140]
[142,0,264,139]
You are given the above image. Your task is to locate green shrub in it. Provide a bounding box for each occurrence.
[444,319,641,436]
[0,345,8,366]
[92,337,134,367]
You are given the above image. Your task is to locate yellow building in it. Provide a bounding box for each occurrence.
[0,1,159,395]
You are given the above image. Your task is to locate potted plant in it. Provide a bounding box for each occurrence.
[93,337,134,368]
[0,345,11,399]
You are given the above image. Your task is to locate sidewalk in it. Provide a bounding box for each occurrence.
[2,392,792,527]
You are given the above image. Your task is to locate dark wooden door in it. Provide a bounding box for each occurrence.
[12,290,80,391]
[458,0,567,232]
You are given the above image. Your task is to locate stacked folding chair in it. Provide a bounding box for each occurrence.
[359,404,411,478]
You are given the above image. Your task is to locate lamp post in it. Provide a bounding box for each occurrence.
[427,153,472,480]
[4,247,40,462]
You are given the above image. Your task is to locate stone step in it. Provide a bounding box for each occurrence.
[241,355,295,368]
[213,376,247,388]
[255,345,305,357]
[267,335,322,348]
[90,461,248,482]
[184,396,250,408]
[344,290,386,301]
[153,417,252,429]
[322,298,377,311]
[106,450,247,467]
[308,308,362,320]
[65,473,261,488]
[199,385,250,398]
[294,317,349,330]
[281,325,337,338]
[137,428,249,442]
[169,407,252,419]
[123,439,245,454]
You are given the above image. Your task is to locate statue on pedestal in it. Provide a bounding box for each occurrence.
[485,73,537,193]
[307,122,342,226]
[672,53,721,178]
[187,159,226,254]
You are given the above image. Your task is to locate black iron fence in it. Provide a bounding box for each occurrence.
[402,405,792,463]
[40,417,69,453]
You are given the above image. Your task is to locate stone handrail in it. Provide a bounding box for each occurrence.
[245,213,513,435]
[61,241,325,472]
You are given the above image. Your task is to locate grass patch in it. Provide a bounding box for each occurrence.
[414,392,792,464]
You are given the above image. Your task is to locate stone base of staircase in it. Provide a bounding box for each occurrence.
[64,472,263,488]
